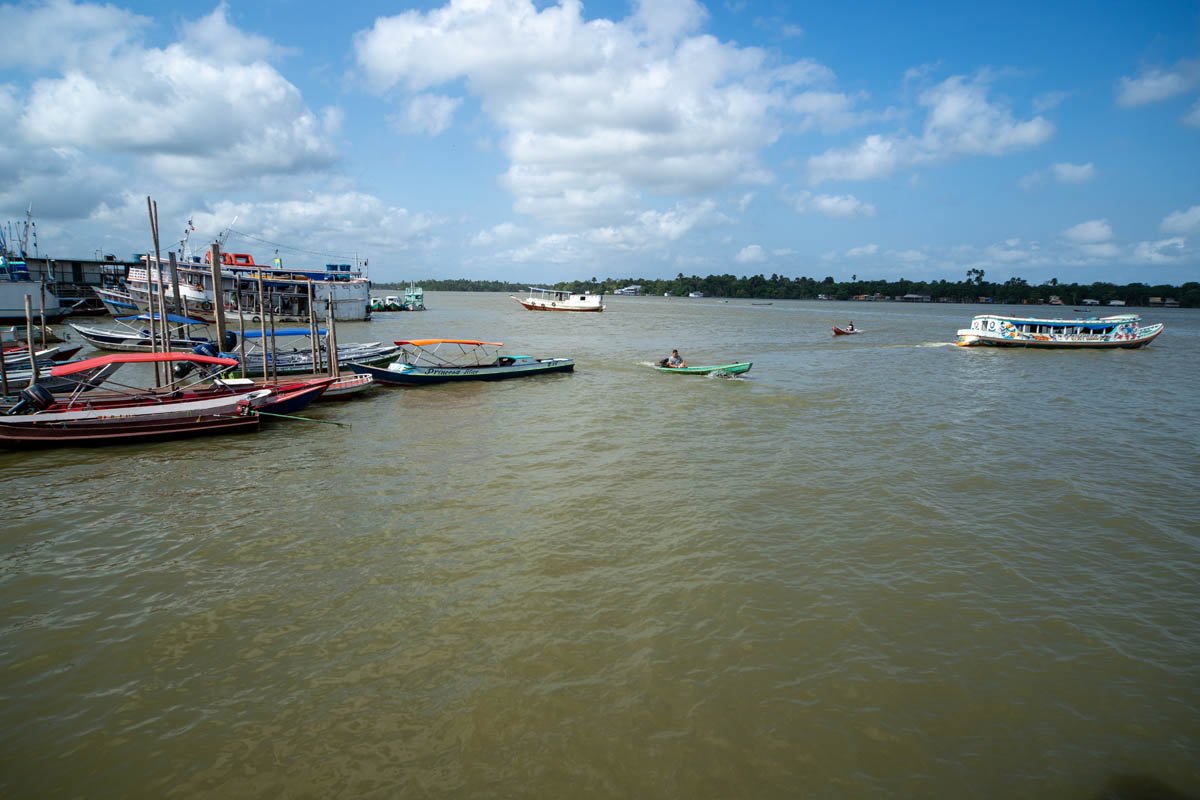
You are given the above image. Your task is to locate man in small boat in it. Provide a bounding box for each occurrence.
[666,349,686,368]
[846,321,855,331]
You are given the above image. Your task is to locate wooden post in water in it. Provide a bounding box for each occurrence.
[168,251,183,330]
[209,243,228,362]
[38,283,47,350]
[24,295,36,386]
[256,273,268,383]
[0,331,9,399]
[325,287,340,379]
[148,197,169,387]
[236,277,247,379]
[268,296,278,384]
[306,281,320,374]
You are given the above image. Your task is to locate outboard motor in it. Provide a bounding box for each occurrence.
[173,342,221,379]
[221,330,238,351]
[5,383,56,415]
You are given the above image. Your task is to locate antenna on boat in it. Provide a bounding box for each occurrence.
[216,215,239,247]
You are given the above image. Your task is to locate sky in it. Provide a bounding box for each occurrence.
[0,0,1198,286]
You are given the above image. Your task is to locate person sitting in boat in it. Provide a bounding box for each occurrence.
[666,349,686,368]
[846,321,855,331]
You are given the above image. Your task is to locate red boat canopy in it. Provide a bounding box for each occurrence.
[51,352,239,377]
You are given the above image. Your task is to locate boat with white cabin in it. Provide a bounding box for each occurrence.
[511,287,605,312]
[955,313,1164,349]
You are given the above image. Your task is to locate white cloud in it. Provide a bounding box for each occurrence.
[492,198,723,265]
[735,244,765,263]
[846,243,878,258]
[12,3,340,187]
[354,0,845,226]
[1116,58,1200,107]
[394,93,462,136]
[1185,99,1200,128]
[1052,162,1095,183]
[893,249,926,264]
[808,74,1052,184]
[191,192,441,255]
[471,222,523,246]
[1063,219,1113,244]
[0,0,147,72]
[1162,205,1200,234]
[1132,237,1186,264]
[789,190,875,218]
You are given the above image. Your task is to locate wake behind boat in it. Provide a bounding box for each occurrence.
[955,313,1164,348]
[347,339,574,385]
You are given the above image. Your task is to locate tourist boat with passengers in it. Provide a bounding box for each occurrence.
[511,287,605,312]
[346,339,574,385]
[955,313,1164,348]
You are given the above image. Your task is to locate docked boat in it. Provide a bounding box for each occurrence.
[230,329,399,377]
[347,339,574,385]
[69,313,220,353]
[115,250,373,323]
[0,353,332,447]
[655,361,752,376]
[511,287,605,312]
[1,252,70,324]
[955,313,1164,348]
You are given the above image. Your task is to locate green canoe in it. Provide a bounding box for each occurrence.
[655,361,752,376]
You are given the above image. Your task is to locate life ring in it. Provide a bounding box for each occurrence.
[201,301,213,311]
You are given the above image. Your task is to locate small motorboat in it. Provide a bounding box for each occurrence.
[832,326,861,336]
[655,361,752,376]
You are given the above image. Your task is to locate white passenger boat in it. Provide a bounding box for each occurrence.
[955,313,1164,349]
[511,287,605,312]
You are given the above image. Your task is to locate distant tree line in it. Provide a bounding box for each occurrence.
[376,271,1200,307]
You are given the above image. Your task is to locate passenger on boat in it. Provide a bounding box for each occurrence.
[846,321,855,331]
[666,349,686,368]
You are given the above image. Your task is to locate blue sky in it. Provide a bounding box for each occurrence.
[0,0,1197,285]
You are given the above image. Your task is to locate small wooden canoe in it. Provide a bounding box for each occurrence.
[655,362,752,376]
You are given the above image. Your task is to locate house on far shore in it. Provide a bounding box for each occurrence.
[1081,298,1100,306]
[1148,297,1180,307]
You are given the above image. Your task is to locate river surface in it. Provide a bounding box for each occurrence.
[3,294,1198,798]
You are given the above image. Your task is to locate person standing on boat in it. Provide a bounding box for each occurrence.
[666,349,686,367]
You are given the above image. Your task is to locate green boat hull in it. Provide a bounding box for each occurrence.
[655,361,752,376]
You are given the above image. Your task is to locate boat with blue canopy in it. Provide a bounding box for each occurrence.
[69,312,221,353]
[956,313,1164,348]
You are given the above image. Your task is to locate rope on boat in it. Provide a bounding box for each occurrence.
[254,410,349,427]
